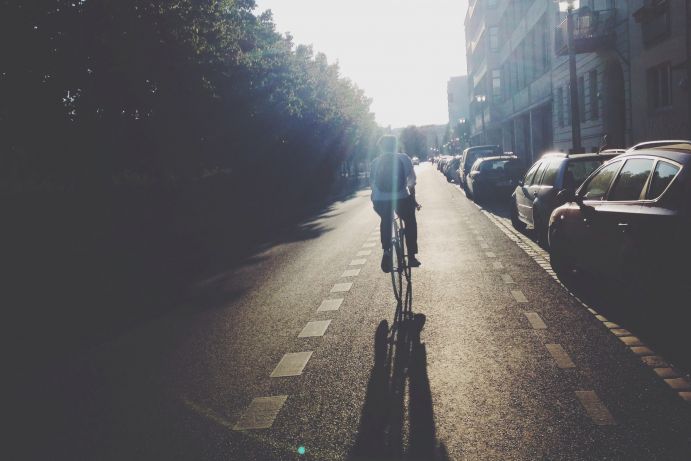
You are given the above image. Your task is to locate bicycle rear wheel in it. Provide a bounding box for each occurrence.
[390,220,404,302]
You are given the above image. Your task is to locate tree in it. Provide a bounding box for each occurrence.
[400,125,426,158]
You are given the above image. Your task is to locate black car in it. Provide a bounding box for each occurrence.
[548,145,690,286]
[466,155,522,202]
[458,145,502,191]
[511,151,619,242]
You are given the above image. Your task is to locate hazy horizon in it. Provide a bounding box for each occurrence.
[254,0,468,128]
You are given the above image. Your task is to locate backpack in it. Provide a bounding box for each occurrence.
[375,154,407,193]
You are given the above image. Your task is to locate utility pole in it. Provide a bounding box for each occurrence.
[566,1,583,153]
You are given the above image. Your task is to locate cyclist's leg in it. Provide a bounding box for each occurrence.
[373,200,393,251]
[396,196,418,256]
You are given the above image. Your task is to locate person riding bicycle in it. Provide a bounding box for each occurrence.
[370,135,421,273]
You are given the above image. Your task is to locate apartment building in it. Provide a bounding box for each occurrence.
[465,0,690,158]
[629,0,691,141]
[447,76,470,125]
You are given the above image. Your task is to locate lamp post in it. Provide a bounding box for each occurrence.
[475,95,487,144]
[560,0,582,153]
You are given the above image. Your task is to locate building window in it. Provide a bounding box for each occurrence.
[589,70,599,120]
[578,76,586,123]
[647,62,672,110]
[492,70,501,100]
[557,87,564,127]
[489,27,500,51]
[636,0,671,47]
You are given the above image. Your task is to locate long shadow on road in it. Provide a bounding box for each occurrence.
[349,277,450,461]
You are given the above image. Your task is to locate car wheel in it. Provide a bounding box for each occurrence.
[511,201,526,231]
[549,227,574,277]
[533,208,548,245]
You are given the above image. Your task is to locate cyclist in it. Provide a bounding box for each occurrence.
[370,135,421,273]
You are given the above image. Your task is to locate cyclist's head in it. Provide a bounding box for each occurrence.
[377,135,398,155]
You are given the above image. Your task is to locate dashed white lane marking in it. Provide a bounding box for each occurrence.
[501,274,515,284]
[619,336,643,347]
[233,395,288,430]
[270,352,313,377]
[362,242,376,248]
[665,378,691,391]
[524,312,547,329]
[654,368,681,379]
[342,269,361,277]
[331,282,353,293]
[298,320,331,338]
[546,344,576,368]
[492,261,504,270]
[357,250,372,256]
[317,298,343,312]
[574,391,616,425]
[349,258,367,266]
[485,252,497,258]
[680,392,691,402]
[511,290,528,303]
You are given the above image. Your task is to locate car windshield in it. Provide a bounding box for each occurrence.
[567,158,607,186]
[480,159,511,173]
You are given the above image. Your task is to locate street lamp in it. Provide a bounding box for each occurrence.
[559,0,582,153]
[475,95,487,144]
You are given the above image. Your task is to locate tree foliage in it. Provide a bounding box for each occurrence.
[0,0,378,194]
[399,125,427,157]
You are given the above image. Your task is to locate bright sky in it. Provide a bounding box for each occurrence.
[253,0,468,128]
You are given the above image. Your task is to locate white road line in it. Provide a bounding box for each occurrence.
[357,250,372,256]
[341,269,360,277]
[233,395,288,430]
[485,252,497,258]
[574,391,616,425]
[331,282,353,293]
[511,290,528,303]
[654,368,681,379]
[349,259,367,266]
[501,274,515,284]
[546,344,576,368]
[298,320,331,338]
[619,336,643,347]
[524,312,547,329]
[270,352,313,378]
[664,378,691,391]
[317,299,343,312]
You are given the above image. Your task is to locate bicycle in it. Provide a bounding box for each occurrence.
[390,213,412,304]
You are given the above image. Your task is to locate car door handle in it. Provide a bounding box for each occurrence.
[618,222,629,229]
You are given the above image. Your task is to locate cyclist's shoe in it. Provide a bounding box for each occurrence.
[381,250,392,273]
[408,256,422,267]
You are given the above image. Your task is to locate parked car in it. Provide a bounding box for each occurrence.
[458,145,503,191]
[510,151,620,242]
[444,156,462,182]
[466,155,522,203]
[411,156,420,165]
[548,144,690,287]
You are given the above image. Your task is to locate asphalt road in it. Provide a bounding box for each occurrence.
[23,163,691,460]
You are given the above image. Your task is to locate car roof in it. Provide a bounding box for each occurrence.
[476,155,519,162]
[613,147,691,165]
[539,151,619,161]
[465,145,501,153]
[627,140,691,151]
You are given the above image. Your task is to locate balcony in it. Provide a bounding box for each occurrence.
[555,9,617,56]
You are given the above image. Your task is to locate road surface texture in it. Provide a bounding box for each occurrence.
[23,163,691,460]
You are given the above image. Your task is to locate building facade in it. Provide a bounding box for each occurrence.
[629,0,691,142]
[464,0,690,160]
[447,76,470,125]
